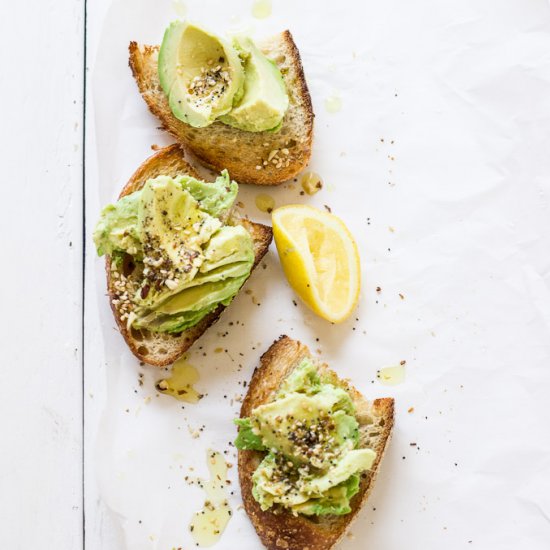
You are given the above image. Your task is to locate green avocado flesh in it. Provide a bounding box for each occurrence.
[158,22,288,131]
[93,171,254,333]
[159,21,244,127]
[234,359,376,516]
[220,37,289,132]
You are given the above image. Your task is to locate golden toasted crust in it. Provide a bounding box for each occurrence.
[105,144,273,366]
[238,336,394,550]
[128,30,314,185]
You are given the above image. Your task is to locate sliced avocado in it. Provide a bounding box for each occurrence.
[134,270,248,334]
[219,36,289,132]
[192,261,253,287]
[156,274,247,315]
[300,449,376,495]
[200,225,255,272]
[178,169,237,218]
[236,358,378,516]
[93,171,254,335]
[291,475,360,516]
[158,21,185,94]
[136,303,220,334]
[135,176,221,309]
[158,22,244,127]
[251,389,353,467]
[134,222,253,330]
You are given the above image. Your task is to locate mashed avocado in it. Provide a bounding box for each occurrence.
[235,359,376,516]
[158,21,288,132]
[93,171,254,333]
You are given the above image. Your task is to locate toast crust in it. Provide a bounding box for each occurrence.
[105,144,273,366]
[129,31,314,185]
[238,336,394,550]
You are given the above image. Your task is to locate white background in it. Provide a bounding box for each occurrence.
[2,0,550,548]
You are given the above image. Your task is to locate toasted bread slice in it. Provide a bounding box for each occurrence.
[129,30,314,185]
[105,144,273,367]
[238,336,394,550]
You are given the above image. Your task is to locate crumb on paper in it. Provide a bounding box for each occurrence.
[188,425,201,439]
[408,407,415,413]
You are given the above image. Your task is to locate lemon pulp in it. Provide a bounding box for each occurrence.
[272,205,360,322]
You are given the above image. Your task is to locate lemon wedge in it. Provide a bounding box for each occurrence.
[272,205,361,322]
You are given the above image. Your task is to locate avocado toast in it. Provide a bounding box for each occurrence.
[94,144,272,366]
[236,336,394,550]
[129,29,314,185]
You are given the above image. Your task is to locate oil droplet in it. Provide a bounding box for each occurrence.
[172,0,187,17]
[156,356,201,403]
[377,364,405,386]
[189,450,232,547]
[325,95,342,114]
[255,193,275,213]
[301,172,323,195]
[252,0,272,19]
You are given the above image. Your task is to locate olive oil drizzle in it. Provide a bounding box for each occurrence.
[156,356,202,403]
[189,450,232,547]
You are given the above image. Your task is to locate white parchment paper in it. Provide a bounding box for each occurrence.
[90,1,550,548]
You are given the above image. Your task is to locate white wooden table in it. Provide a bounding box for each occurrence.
[0,0,84,547]
[0,0,120,547]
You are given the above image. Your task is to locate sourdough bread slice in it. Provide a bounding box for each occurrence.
[238,336,394,550]
[105,144,273,367]
[129,30,314,185]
